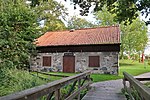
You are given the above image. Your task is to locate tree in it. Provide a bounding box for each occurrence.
[0,0,39,69]
[70,0,150,25]
[29,0,67,33]
[120,19,148,59]
[95,5,148,59]
[29,0,150,24]
[41,18,66,32]
[95,5,117,26]
[0,0,68,69]
[67,16,96,29]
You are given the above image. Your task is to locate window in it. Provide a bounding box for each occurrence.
[89,56,100,67]
[43,56,51,66]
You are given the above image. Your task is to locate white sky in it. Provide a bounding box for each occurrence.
[56,0,96,23]
[57,0,150,55]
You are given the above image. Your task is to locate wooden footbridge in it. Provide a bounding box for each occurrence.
[82,79,126,100]
[1,71,150,100]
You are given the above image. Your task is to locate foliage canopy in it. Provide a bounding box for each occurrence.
[0,0,39,69]
[29,0,150,24]
[71,0,150,25]
[67,16,96,29]
[95,5,148,59]
[29,0,67,33]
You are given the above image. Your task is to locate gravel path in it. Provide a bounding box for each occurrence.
[82,72,150,100]
[135,72,150,78]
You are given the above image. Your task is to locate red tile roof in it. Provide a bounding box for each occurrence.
[36,26,120,47]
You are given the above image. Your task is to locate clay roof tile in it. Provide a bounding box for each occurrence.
[36,25,120,47]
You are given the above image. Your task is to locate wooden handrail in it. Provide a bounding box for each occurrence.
[0,70,92,100]
[124,77,150,81]
[123,72,150,100]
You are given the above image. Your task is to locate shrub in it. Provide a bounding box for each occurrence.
[0,69,46,96]
[147,60,150,65]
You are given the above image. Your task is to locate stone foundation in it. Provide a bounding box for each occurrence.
[31,52,119,74]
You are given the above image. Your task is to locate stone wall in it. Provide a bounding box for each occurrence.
[31,52,119,74]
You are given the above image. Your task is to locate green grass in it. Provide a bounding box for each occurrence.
[46,60,150,82]
[2,59,150,96]
[47,72,77,76]
[32,59,150,83]
[119,59,150,77]
[31,71,77,82]
[91,59,150,82]
[46,72,121,82]
[91,74,121,82]
[31,72,62,81]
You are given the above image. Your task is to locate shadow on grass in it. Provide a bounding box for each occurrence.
[120,63,135,67]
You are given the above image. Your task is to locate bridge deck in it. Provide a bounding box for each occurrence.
[82,79,126,100]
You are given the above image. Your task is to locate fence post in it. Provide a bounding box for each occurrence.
[87,75,91,90]
[36,71,38,77]
[55,89,60,100]
[78,79,81,100]
[123,78,126,91]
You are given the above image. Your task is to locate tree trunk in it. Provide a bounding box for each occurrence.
[139,52,141,63]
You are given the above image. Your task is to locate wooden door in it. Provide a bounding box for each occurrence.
[63,56,75,73]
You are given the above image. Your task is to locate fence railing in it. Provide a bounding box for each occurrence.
[33,71,69,77]
[123,72,150,100]
[29,71,69,81]
[0,70,92,100]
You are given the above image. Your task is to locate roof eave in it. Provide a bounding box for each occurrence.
[36,43,121,48]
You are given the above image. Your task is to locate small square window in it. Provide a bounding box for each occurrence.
[89,56,100,67]
[43,56,51,66]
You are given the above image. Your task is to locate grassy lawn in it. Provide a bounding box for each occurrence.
[33,59,150,82]
[2,60,149,97]
[119,59,150,77]
[92,59,150,82]
[91,74,121,82]
[2,60,149,96]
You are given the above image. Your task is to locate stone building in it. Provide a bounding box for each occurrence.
[31,26,120,74]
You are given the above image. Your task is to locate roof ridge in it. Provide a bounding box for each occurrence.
[45,25,119,33]
[46,30,68,33]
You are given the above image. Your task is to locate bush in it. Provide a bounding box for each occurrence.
[0,69,46,96]
[133,54,139,61]
[148,60,150,65]
[120,55,128,60]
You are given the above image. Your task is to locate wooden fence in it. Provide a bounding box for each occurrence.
[123,72,150,100]
[0,71,92,100]
[33,71,69,78]
[29,71,69,81]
